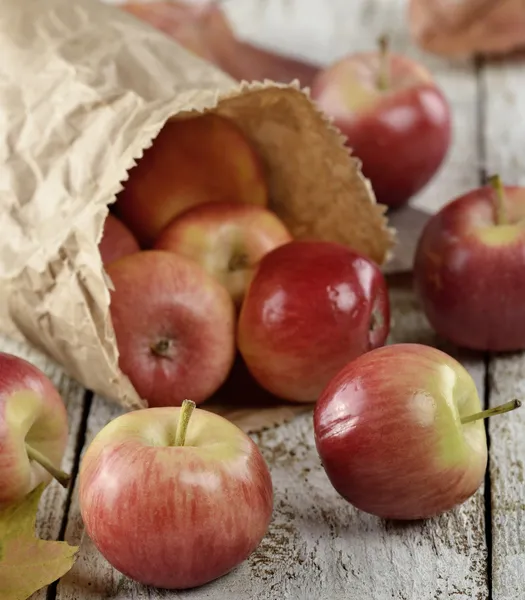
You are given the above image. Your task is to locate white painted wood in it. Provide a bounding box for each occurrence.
[55,280,488,600]
[0,335,87,600]
[483,56,525,600]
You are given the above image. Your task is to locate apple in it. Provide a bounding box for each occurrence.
[154,202,292,307]
[314,343,521,520]
[310,36,451,209]
[79,399,273,589]
[106,250,236,408]
[237,240,390,403]
[414,175,525,351]
[115,113,268,247]
[0,352,70,508]
[98,213,140,266]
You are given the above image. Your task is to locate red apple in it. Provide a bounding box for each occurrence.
[0,352,70,508]
[154,202,292,307]
[106,250,236,408]
[414,175,525,351]
[79,400,273,589]
[237,240,390,403]
[115,113,268,247]
[314,343,520,520]
[98,213,140,266]
[310,37,451,209]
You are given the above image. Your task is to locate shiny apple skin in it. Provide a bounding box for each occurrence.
[311,52,452,209]
[99,213,140,266]
[79,407,273,590]
[154,201,292,307]
[115,113,268,247]
[0,353,69,507]
[106,250,236,408]
[314,344,487,520]
[414,185,525,351]
[237,241,390,403]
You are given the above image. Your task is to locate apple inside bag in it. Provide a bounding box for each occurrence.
[0,0,394,432]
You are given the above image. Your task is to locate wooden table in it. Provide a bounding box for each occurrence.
[13,0,524,598]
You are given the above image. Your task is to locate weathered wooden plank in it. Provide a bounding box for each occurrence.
[0,334,87,600]
[55,278,488,600]
[483,55,525,600]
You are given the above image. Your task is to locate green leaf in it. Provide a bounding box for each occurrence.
[0,484,79,600]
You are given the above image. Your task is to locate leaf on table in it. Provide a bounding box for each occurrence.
[0,484,79,600]
[409,0,525,57]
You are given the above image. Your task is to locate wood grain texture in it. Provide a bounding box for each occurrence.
[0,335,87,600]
[483,54,525,600]
[54,280,489,600]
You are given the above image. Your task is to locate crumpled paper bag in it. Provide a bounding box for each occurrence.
[409,0,525,57]
[0,0,394,432]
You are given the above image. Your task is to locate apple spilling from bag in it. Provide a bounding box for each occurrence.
[99,111,393,409]
[0,352,70,509]
[238,240,390,402]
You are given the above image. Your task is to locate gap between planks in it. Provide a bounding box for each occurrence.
[45,391,94,600]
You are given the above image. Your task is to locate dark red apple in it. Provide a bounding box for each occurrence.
[237,240,390,403]
[99,213,140,266]
[106,250,236,407]
[414,175,525,351]
[314,343,520,520]
[79,400,273,589]
[310,37,452,209]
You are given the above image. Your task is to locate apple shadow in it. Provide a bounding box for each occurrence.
[203,353,312,431]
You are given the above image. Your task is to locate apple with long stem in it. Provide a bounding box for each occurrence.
[414,174,525,351]
[314,343,521,520]
[0,352,70,508]
[238,240,390,403]
[79,400,273,590]
[311,36,451,209]
[154,202,292,307]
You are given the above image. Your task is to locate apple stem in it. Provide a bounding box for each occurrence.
[461,399,521,425]
[488,174,509,225]
[228,252,249,272]
[376,34,390,91]
[175,399,196,447]
[25,443,71,488]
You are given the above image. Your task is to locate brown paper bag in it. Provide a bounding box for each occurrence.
[0,0,394,432]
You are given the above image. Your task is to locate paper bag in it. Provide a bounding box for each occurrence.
[0,0,394,432]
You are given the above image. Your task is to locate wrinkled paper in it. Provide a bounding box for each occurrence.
[0,0,394,432]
